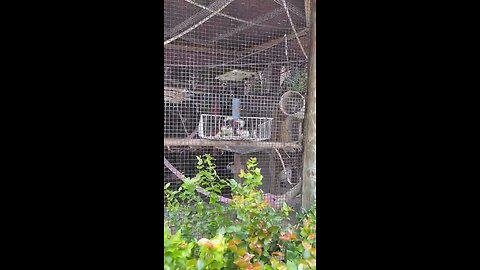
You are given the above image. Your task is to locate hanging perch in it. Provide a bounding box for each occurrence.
[279,91,305,119]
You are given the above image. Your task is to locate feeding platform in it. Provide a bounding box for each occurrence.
[198,114,273,141]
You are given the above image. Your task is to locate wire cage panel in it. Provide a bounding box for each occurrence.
[164,0,310,211]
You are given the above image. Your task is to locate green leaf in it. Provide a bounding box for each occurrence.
[286,260,297,270]
[196,258,205,270]
[286,249,296,260]
[303,248,312,259]
[186,259,197,267]
[226,225,241,233]
[217,227,226,234]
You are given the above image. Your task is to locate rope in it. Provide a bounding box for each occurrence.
[280,0,308,59]
[184,0,289,30]
[164,0,236,46]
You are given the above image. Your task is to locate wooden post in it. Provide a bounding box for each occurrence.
[304,0,311,27]
[164,138,301,149]
[301,0,316,210]
[268,150,278,194]
[233,153,244,183]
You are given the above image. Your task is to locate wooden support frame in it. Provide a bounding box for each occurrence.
[272,0,306,20]
[164,44,240,56]
[304,0,311,27]
[233,153,244,183]
[301,0,316,210]
[268,149,278,194]
[246,28,308,53]
[211,8,285,42]
[184,0,290,30]
[165,0,230,38]
[164,138,301,149]
[165,1,305,47]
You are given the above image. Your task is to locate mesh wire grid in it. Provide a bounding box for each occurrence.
[164,0,310,211]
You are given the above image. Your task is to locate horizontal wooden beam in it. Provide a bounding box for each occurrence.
[164,44,239,56]
[272,0,306,19]
[246,28,308,53]
[184,0,290,30]
[165,0,228,38]
[211,8,285,42]
[164,138,301,149]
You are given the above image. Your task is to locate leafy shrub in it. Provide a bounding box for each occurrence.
[283,68,308,93]
[164,154,316,269]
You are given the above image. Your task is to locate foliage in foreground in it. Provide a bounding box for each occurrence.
[164,154,316,269]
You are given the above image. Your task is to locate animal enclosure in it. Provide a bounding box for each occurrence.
[164,0,312,210]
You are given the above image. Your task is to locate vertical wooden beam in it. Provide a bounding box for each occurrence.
[304,0,311,26]
[280,116,292,143]
[268,150,278,194]
[233,153,244,183]
[301,0,316,210]
[262,64,275,96]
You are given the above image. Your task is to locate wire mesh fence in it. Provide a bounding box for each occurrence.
[164,0,310,211]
